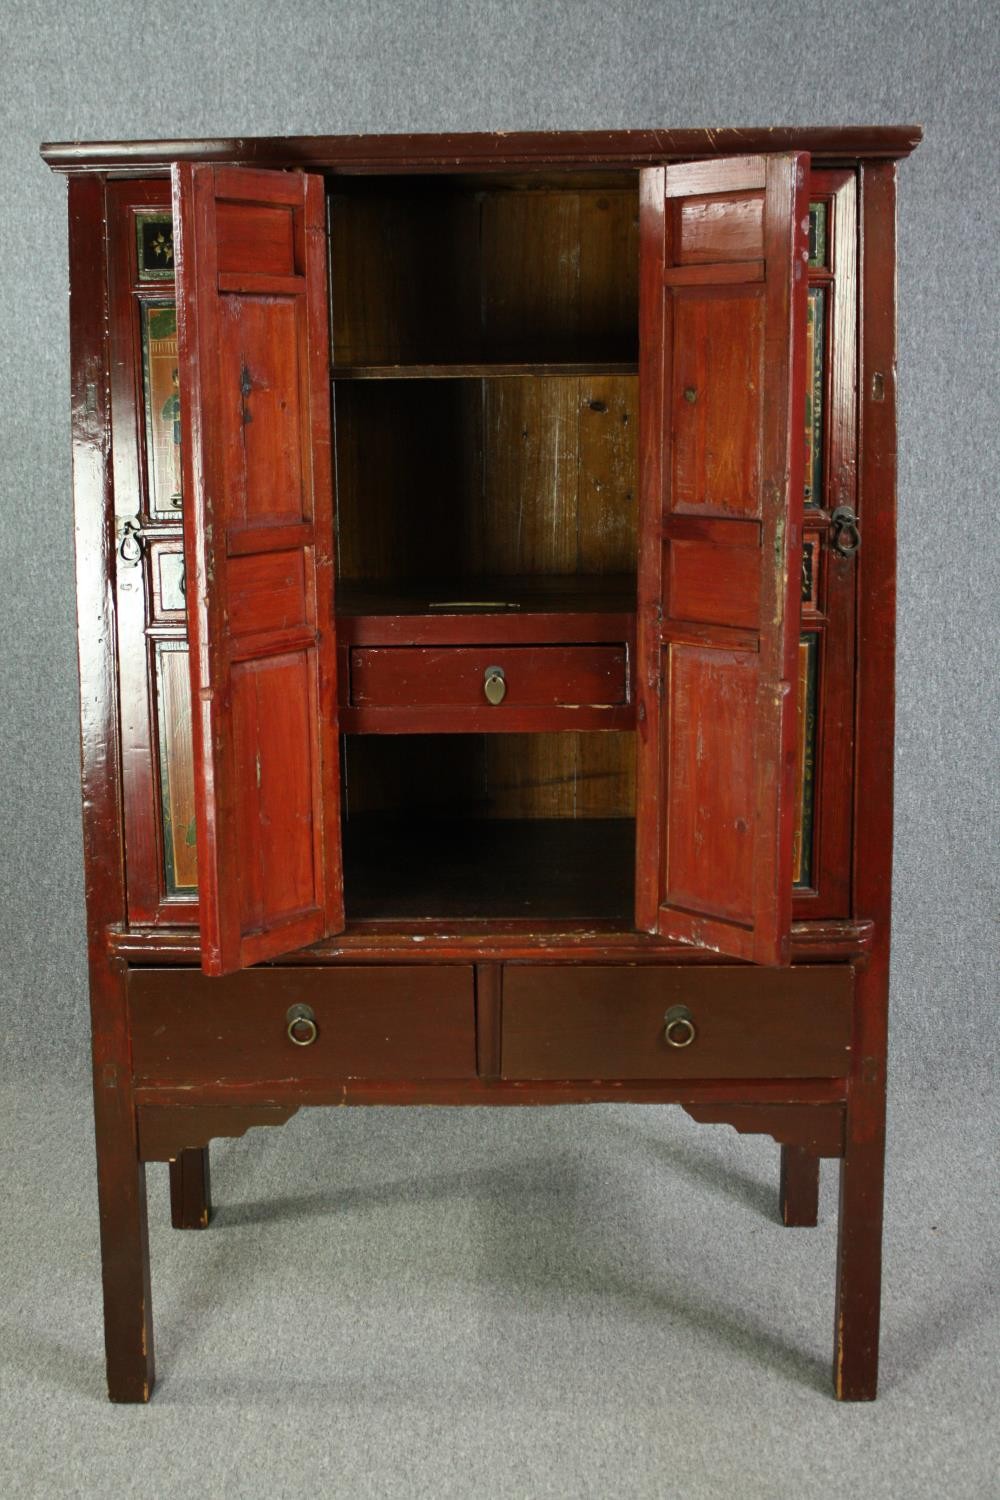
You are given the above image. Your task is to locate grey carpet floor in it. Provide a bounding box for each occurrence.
[1,1077,996,1499]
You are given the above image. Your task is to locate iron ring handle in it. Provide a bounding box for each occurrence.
[830,505,861,558]
[118,520,145,566]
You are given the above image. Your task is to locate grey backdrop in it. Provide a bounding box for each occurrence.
[1,0,996,1083]
[1,5,997,1495]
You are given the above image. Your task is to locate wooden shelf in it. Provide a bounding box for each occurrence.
[331,360,639,380]
[344,815,635,921]
[336,574,637,619]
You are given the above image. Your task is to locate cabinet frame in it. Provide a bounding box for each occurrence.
[49,126,917,1404]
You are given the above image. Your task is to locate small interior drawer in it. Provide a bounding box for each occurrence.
[349,643,628,712]
[129,966,477,1085]
[500,965,853,1081]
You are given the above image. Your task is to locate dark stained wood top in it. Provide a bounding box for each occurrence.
[40,126,922,175]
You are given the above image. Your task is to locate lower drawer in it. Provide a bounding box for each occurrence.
[129,966,477,1085]
[500,965,853,1080]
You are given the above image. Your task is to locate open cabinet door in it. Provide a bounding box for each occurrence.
[172,164,344,975]
[635,154,810,965]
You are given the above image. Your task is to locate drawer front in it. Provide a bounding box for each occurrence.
[130,966,476,1085]
[500,965,853,1080]
[349,644,628,710]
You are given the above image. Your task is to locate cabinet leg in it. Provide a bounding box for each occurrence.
[832,1106,885,1401]
[779,1144,820,1226]
[94,1105,155,1403]
[169,1146,212,1229]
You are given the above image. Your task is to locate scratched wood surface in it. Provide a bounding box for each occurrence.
[635,153,810,965]
[41,126,923,176]
[172,165,344,974]
[130,965,478,1086]
[501,964,853,1080]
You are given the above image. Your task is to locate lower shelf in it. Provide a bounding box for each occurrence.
[343,815,635,921]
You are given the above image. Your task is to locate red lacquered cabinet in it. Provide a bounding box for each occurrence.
[43,125,920,1401]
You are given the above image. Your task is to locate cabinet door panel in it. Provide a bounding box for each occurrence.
[172,164,343,975]
[636,153,810,964]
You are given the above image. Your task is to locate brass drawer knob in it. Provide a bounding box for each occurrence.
[286,1003,318,1047]
[664,1005,696,1048]
[484,665,507,705]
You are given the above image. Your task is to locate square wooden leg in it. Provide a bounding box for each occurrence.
[833,1107,885,1400]
[94,1098,155,1403]
[169,1146,212,1229]
[779,1144,820,1226]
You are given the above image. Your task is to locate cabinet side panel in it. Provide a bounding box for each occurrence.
[68,173,155,1400]
[833,160,899,1400]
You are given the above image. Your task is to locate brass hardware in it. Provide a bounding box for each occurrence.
[119,518,146,566]
[429,601,521,611]
[483,665,507,705]
[286,1003,318,1047]
[683,386,697,403]
[830,505,861,558]
[664,1004,696,1048]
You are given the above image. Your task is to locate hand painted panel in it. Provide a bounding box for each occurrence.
[808,201,827,270]
[157,550,186,614]
[141,300,183,516]
[136,211,175,281]
[155,641,198,896]
[792,633,819,889]
[804,287,825,507]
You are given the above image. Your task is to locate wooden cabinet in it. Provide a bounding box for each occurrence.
[43,125,920,1403]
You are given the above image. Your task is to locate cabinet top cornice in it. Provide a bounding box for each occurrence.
[40,125,922,174]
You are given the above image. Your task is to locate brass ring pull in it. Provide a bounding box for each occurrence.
[664,1004,696,1048]
[286,1003,318,1047]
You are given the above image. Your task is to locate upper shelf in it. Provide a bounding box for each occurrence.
[331,361,640,381]
[336,574,637,619]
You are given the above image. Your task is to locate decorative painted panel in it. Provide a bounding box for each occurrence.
[792,634,819,890]
[157,549,186,615]
[801,528,822,611]
[155,641,198,896]
[804,287,825,507]
[136,211,175,281]
[141,300,183,516]
[807,201,827,270]
[801,539,815,605]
